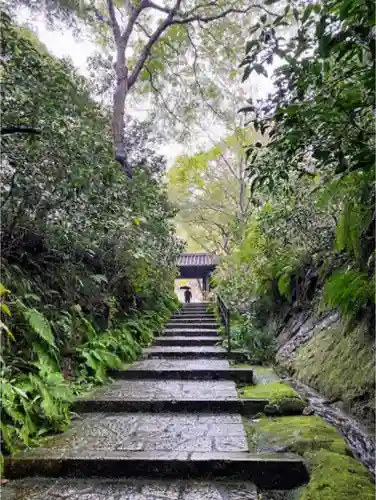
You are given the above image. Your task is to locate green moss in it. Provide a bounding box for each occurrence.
[252,366,280,384]
[279,318,375,431]
[300,450,374,500]
[239,381,300,401]
[239,381,306,415]
[120,363,132,370]
[232,363,253,369]
[244,415,374,499]
[244,416,350,456]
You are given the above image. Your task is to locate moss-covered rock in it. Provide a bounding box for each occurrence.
[244,415,375,500]
[300,450,374,500]
[239,381,307,415]
[244,416,350,456]
[277,317,375,431]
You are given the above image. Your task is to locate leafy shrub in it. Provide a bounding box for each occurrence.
[0,16,181,455]
[222,315,276,364]
[323,270,374,320]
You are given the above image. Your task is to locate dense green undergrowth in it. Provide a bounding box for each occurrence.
[1,287,178,454]
[0,14,181,454]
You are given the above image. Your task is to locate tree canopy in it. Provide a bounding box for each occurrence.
[6,0,285,175]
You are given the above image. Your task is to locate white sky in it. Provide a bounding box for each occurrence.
[16,8,275,167]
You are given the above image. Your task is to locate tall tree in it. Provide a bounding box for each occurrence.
[6,0,281,177]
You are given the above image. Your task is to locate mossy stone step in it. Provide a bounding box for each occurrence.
[154,336,219,346]
[5,451,308,489]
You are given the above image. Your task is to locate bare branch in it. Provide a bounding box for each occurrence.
[128,0,183,89]
[107,0,121,41]
[144,66,186,127]
[185,27,226,123]
[173,5,255,25]
[122,1,145,45]
[136,21,180,55]
[144,1,172,14]
[181,2,279,20]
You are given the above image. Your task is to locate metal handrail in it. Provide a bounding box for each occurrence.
[216,294,231,354]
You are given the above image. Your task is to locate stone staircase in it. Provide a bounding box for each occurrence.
[3,302,308,499]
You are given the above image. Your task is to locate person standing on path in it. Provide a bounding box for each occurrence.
[184,288,192,304]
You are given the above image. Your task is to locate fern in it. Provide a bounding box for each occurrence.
[323,269,374,319]
[22,307,55,347]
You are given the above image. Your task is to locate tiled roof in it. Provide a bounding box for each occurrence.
[177,253,219,267]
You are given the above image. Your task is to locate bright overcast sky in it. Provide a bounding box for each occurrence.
[16,7,275,166]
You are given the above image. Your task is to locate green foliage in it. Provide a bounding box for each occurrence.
[223,315,276,364]
[0,15,180,454]
[214,0,374,328]
[168,129,260,255]
[323,270,374,319]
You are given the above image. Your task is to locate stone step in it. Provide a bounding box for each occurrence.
[1,478,259,500]
[165,322,219,330]
[5,451,308,489]
[155,336,220,346]
[143,346,248,361]
[177,305,212,313]
[170,317,216,322]
[110,367,254,382]
[163,328,219,336]
[72,398,269,414]
[72,379,266,414]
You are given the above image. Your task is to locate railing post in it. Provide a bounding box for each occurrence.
[227,310,231,355]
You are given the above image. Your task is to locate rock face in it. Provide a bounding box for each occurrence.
[275,310,375,432]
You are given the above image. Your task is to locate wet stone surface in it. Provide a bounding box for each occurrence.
[2,478,258,500]
[85,380,238,400]
[144,346,225,354]
[26,413,248,455]
[130,358,230,370]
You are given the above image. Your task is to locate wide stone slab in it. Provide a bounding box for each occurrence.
[5,451,309,489]
[143,347,248,362]
[110,368,254,383]
[144,346,226,357]
[167,314,217,324]
[72,380,266,413]
[7,412,248,455]
[130,358,231,370]
[155,336,220,346]
[172,314,216,319]
[162,328,220,337]
[1,478,259,500]
[165,323,219,330]
[79,379,238,400]
[73,398,269,414]
[109,359,253,382]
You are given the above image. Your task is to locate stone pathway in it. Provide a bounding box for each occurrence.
[3,303,308,499]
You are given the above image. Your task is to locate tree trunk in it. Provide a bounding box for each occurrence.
[113,43,132,178]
